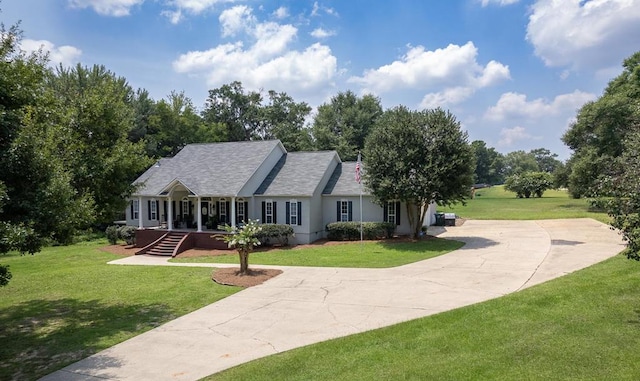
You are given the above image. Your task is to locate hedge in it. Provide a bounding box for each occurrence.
[255,224,294,246]
[326,221,395,241]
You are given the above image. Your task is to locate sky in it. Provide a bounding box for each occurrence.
[3,0,640,160]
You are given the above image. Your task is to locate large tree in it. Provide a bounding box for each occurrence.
[48,64,152,225]
[201,81,263,141]
[563,51,640,198]
[261,90,312,152]
[0,20,92,244]
[312,91,383,160]
[364,106,474,238]
[502,150,539,178]
[471,140,504,184]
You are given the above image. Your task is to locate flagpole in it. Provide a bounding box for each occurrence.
[356,152,363,248]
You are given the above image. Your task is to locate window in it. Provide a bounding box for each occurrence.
[386,202,395,224]
[150,199,157,220]
[289,199,297,225]
[384,201,401,225]
[237,201,245,223]
[219,199,227,222]
[340,200,350,222]
[132,200,139,219]
[182,199,189,217]
[265,200,273,223]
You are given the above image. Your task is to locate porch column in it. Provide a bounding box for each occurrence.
[138,196,143,229]
[197,197,203,232]
[231,196,236,228]
[167,197,173,231]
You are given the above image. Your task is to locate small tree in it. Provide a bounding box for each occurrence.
[216,220,262,275]
[504,172,553,198]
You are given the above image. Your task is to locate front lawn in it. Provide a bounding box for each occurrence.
[171,238,464,268]
[442,186,609,223]
[0,240,241,381]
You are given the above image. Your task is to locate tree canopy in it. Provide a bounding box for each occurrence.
[363,106,474,238]
[311,91,383,160]
[563,51,640,198]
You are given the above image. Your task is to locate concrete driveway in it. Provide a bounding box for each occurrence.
[40,219,625,381]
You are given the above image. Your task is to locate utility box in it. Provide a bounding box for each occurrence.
[444,213,456,226]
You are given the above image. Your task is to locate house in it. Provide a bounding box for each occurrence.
[126,140,436,252]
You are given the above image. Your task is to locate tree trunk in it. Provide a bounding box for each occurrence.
[406,202,420,240]
[238,249,249,275]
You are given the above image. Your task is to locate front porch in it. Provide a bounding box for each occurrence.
[135,228,233,257]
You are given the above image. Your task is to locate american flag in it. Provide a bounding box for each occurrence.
[355,153,362,184]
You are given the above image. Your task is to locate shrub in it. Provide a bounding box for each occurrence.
[504,171,553,198]
[326,221,396,241]
[255,224,294,246]
[0,264,11,287]
[105,225,119,245]
[118,226,137,246]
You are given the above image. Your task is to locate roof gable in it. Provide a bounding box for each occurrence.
[322,162,369,196]
[255,151,339,197]
[133,140,285,197]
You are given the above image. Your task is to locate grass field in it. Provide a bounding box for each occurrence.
[206,254,640,381]
[0,240,241,381]
[171,238,464,268]
[441,186,609,223]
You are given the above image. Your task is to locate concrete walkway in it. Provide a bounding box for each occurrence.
[40,219,625,381]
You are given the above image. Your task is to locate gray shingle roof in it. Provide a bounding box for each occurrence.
[322,162,370,196]
[132,140,283,197]
[255,151,339,196]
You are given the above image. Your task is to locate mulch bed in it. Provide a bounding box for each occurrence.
[211,268,283,287]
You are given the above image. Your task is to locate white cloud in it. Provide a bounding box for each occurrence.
[219,5,255,37]
[67,0,144,16]
[349,41,510,107]
[484,90,596,121]
[311,1,338,17]
[311,28,336,39]
[498,126,535,147]
[420,87,474,109]
[273,6,289,19]
[173,7,337,93]
[21,39,82,67]
[162,0,242,23]
[480,0,520,6]
[526,0,640,70]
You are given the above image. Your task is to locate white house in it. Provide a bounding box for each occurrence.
[126,140,435,252]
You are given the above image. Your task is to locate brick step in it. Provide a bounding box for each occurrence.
[145,232,188,256]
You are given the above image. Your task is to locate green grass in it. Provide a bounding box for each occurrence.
[171,238,464,268]
[441,186,609,223]
[0,240,241,381]
[205,254,640,381]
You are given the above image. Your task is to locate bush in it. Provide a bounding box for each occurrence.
[504,171,553,198]
[118,226,137,246]
[0,264,11,287]
[105,225,119,245]
[326,221,396,241]
[255,224,294,246]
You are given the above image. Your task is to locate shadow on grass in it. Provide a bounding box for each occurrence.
[0,298,173,381]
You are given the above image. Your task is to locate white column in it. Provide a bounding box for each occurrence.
[197,197,203,232]
[138,196,144,229]
[231,197,236,227]
[167,197,173,231]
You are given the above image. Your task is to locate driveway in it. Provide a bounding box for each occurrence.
[40,219,625,381]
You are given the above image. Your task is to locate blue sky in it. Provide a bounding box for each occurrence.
[3,0,640,159]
